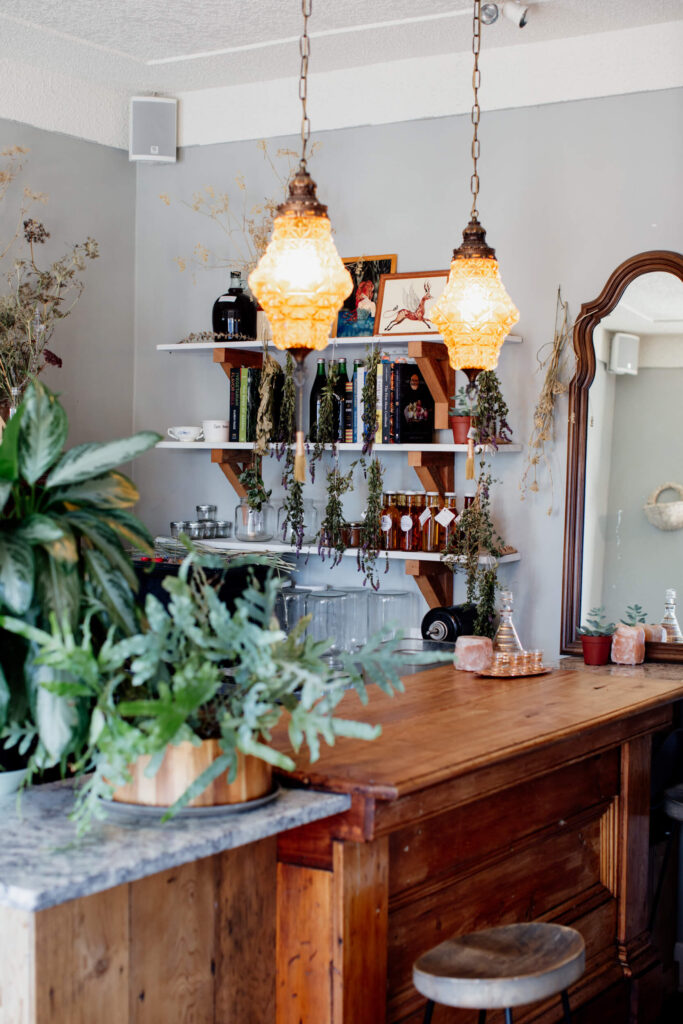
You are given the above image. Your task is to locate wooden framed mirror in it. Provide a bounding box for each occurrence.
[561,250,683,660]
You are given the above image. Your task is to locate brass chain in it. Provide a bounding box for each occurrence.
[470,0,481,219]
[298,0,312,169]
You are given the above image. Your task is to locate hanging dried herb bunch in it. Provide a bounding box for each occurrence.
[239,457,271,511]
[253,349,282,457]
[471,370,512,448]
[318,465,353,566]
[357,456,386,590]
[520,288,574,514]
[361,346,381,455]
[310,361,338,475]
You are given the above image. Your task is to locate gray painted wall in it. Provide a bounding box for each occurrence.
[0,119,136,445]
[131,87,683,655]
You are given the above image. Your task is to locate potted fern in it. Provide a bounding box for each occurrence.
[578,607,616,665]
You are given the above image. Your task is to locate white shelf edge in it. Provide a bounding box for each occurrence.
[156,333,523,352]
[197,538,520,565]
[156,441,523,454]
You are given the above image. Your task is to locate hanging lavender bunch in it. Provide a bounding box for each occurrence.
[318,464,352,566]
[357,456,385,590]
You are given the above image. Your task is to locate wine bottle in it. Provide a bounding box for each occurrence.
[212,271,257,340]
[335,357,349,442]
[309,359,327,442]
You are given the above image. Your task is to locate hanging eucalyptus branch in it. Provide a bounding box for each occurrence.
[318,465,353,566]
[238,457,271,511]
[357,456,386,590]
[520,287,574,514]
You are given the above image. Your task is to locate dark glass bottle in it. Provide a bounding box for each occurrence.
[334,358,349,442]
[309,359,327,441]
[212,271,257,340]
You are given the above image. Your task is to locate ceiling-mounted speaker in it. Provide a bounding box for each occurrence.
[129,97,177,163]
[609,331,640,375]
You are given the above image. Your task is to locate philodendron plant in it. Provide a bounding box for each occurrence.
[0,381,160,773]
[1,555,452,833]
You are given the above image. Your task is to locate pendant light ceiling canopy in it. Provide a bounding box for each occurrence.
[248,0,351,354]
[431,0,519,373]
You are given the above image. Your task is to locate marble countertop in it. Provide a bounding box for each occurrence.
[559,656,683,680]
[0,781,350,912]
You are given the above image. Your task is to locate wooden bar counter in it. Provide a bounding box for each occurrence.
[273,660,683,1024]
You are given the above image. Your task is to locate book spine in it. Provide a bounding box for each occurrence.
[344,378,354,443]
[381,358,391,444]
[246,368,261,442]
[239,366,248,443]
[375,362,383,444]
[390,363,396,442]
[229,368,239,441]
[357,367,366,444]
[352,369,358,443]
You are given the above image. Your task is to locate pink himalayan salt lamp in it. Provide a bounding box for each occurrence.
[456,635,494,672]
[643,623,667,642]
[611,625,645,665]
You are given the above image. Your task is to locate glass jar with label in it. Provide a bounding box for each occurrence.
[435,492,459,550]
[398,492,417,552]
[380,491,398,551]
[410,492,426,553]
[421,492,440,552]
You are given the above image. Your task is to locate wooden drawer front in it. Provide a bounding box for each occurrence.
[389,752,618,898]
[387,816,607,1018]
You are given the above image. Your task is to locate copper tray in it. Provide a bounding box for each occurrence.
[475,665,553,679]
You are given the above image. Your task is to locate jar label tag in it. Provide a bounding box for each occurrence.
[400,514,413,532]
[435,508,456,527]
[418,509,432,527]
[380,514,392,532]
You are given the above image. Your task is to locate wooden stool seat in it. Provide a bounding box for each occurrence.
[413,923,585,1010]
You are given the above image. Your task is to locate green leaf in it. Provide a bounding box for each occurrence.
[102,509,154,555]
[0,662,9,730]
[17,382,68,485]
[46,431,161,488]
[48,471,140,510]
[0,403,25,483]
[0,479,11,515]
[65,511,137,589]
[31,661,78,762]
[17,514,65,545]
[84,550,137,635]
[0,534,35,614]
[34,549,81,631]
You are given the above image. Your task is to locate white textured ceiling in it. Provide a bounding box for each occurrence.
[602,273,683,336]
[1,0,681,94]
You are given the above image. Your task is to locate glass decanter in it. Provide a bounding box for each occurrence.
[493,589,524,653]
[661,589,683,643]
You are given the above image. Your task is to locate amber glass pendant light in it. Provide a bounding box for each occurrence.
[249,1,352,480]
[431,0,519,375]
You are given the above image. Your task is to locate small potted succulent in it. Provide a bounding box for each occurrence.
[578,607,616,665]
[448,385,477,444]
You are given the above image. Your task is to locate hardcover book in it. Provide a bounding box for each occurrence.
[393,362,434,444]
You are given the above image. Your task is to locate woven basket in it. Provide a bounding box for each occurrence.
[643,482,683,531]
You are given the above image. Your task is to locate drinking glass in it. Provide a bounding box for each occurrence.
[305,591,347,665]
[368,589,417,640]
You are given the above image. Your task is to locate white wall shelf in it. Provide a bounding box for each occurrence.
[156,441,523,454]
[198,537,520,567]
[156,334,523,353]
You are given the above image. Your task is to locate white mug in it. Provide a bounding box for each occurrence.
[167,425,203,442]
[202,419,230,443]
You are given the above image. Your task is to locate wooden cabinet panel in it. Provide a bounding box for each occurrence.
[389,753,619,897]
[276,863,334,1024]
[0,907,34,1024]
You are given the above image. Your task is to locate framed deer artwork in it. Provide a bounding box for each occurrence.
[373,270,449,336]
[333,254,397,338]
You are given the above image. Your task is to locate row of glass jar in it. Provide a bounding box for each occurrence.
[275,584,418,664]
[170,504,232,540]
[380,491,474,553]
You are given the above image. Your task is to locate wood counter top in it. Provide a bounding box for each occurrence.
[275,662,683,802]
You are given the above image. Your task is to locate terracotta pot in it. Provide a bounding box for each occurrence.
[580,634,613,666]
[112,740,273,807]
[450,415,472,444]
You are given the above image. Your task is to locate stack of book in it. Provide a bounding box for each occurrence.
[353,359,434,444]
[228,366,261,442]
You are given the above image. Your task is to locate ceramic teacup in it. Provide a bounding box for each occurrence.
[202,419,230,443]
[167,425,203,442]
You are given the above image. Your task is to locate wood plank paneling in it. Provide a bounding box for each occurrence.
[276,863,334,1024]
[214,837,277,1024]
[0,906,34,1024]
[389,753,619,896]
[34,886,129,1024]
[129,858,215,1023]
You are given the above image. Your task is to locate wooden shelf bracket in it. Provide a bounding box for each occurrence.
[404,559,453,609]
[213,346,263,378]
[407,340,455,430]
[407,450,454,496]
[211,449,252,497]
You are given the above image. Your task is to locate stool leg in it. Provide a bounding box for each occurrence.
[423,1000,434,1024]
[477,1011,487,1024]
[504,1010,513,1024]
[560,989,572,1023]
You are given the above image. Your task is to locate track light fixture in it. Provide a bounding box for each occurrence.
[480,2,529,28]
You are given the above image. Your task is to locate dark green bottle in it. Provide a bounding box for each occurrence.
[309,359,327,442]
[334,358,349,442]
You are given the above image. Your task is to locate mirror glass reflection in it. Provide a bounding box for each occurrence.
[581,271,683,629]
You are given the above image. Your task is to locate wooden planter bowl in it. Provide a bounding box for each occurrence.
[112,740,273,807]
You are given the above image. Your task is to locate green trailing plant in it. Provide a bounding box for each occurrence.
[0,555,451,833]
[0,381,159,774]
[357,456,385,590]
[449,385,477,418]
[622,604,648,626]
[361,346,381,455]
[310,362,337,473]
[578,607,616,637]
[318,464,353,566]
[442,465,504,638]
[471,370,512,447]
[239,457,271,512]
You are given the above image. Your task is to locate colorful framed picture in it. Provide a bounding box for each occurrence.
[374,270,449,336]
[333,254,397,338]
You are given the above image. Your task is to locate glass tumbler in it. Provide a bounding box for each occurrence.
[305,591,347,666]
[328,587,369,652]
[368,589,418,640]
[275,586,310,634]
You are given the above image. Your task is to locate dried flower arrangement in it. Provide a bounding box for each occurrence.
[520,288,574,513]
[0,147,99,404]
